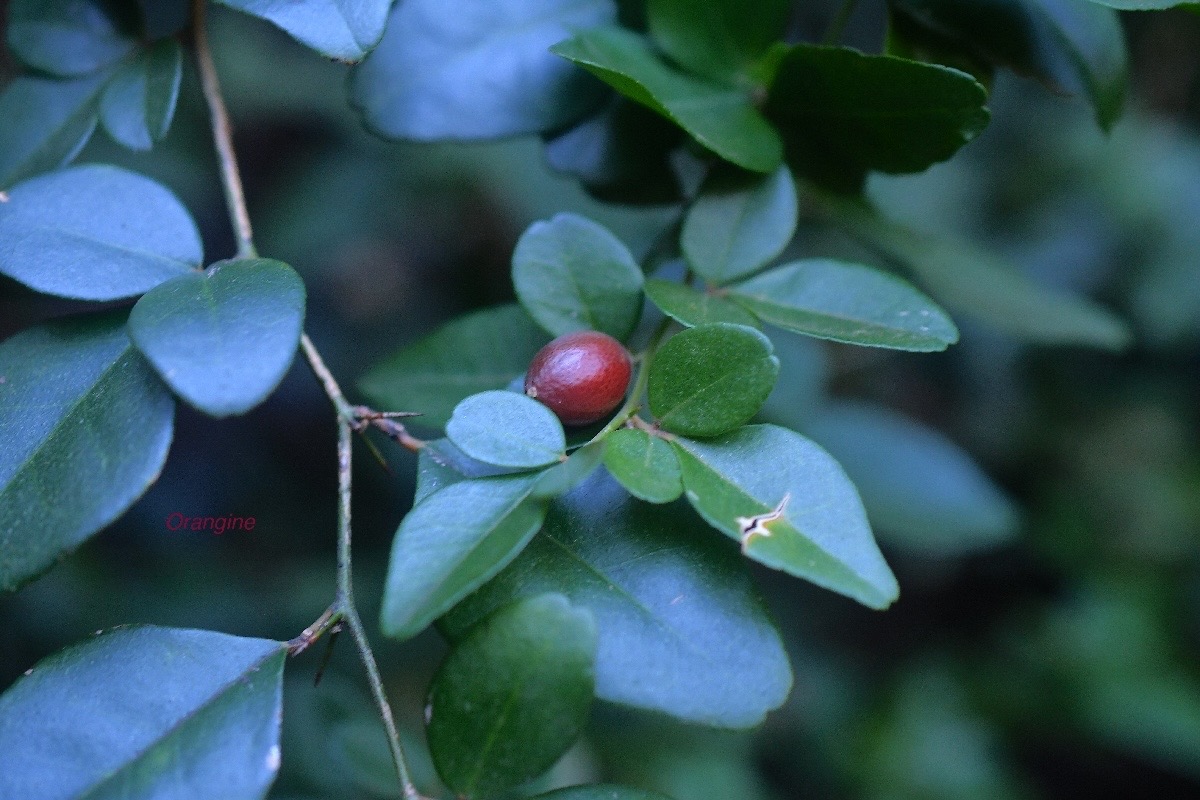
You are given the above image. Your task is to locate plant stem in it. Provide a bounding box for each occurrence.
[589,315,672,442]
[190,3,422,796]
[822,0,861,45]
[191,0,256,259]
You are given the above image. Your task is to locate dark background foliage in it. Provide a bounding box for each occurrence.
[2,1,1200,798]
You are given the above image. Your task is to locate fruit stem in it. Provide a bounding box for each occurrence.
[590,315,672,442]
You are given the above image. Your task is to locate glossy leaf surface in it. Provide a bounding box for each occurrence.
[128,259,306,417]
[602,428,683,503]
[447,390,567,468]
[644,279,760,328]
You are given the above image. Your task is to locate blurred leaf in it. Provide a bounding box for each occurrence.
[0,311,174,592]
[646,0,790,81]
[1081,0,1193,5]
[427,594,597,798]
[6,0,137,77]
[645,278,760,328]
[531,786,674,800]
[673,424,899,609]
[891,0,1127,130]
[215,0,392,61]
[381,474,548,640]
[99,39,183,151]
[682,166,798,285]
[358,305,550,429]
[648,323,779,437]
[885,6,996,88]
[513,213,645,340]
[832,197,1132,348]
[0,626,285,799]
[805,401,1019,555]
[128,258,306,417]
[765,45,989,191]
[351,0,614,139]
[603,428,683,503]
[0,164,203,300]
[443,470,792,727]
[0,74,108,189]
[533,441,606,499]
[544,98,684,205]
[447,390,566,468]
[756,332,829,430]
[729,259,960,351]
[552,27,783,172]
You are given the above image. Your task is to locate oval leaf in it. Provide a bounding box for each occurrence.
[428,594,597,798]
[0,164,203,300]
[215,0,392,61]
[358,304,550,429]
[442,470,793,727]
[552,27,783,173]
[532,786,675,800]
[447,390,567,468]
[0,626,284,800]
[0,311,175,592]
[729,259,960,351]
[0,74,106,189]
[644,278,760,328]
[513,213,645,340]
[765,45,989,190]
[681,166,798,285]
[381,474,548,640]
[648,323,779,437]
[602,428,683,503]
[351,0,614,139]
[672,424,900,609]
[647,0,791,81]
[7,0,137,77]
[805,401,1019,555]
[100,39,183,151]
[128,258,305,417]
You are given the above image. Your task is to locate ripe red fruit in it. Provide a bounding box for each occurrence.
[525,331,632,426]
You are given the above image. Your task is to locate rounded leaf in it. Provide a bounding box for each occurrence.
[100,40,183,151]
[681,166,798,285]
[0,164,203,300]
[648,323,779,437]
[447,390,567,468]
[602,428,683,503]
[214,0,392,61]
[647,0,791,81]
[0,626,285,800]
[729,259,960,351]
[427,594,597,797]
[128,258,306,417]
[0,311,175,592]
[644,278,760,328]
[7,0,137,77]
[513,213,645,340]
[0,74,106,189]
[351,0,614,140]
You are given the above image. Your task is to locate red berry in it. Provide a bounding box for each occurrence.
[525,331,632,426]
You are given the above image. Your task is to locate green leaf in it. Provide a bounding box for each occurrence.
[648,323,779,437]
[442,471,792,727]
[764,45,989,191]
[447,390,567,468]
[0,74,107,189]
[805,401,1019,555]
[215,0,392,61]
[0,311,174,592]
[552,27,783,172]
[728,259,960,351]
[427,594,597,798]
[0,164,203,300]
[602,428,683,503]
[513,213,645,341]
[6,0,137,77]
[672,424,899,609]
[647,0,790,81]
[533,441,606,499]
[1083,0,1196,5]
[0,626,284,799]
[414,443,472,505]
[644,278,760,328]
[128,258,306,417]
[100,39,183,151]
[531,786,675,800]
[834,199,1131,349]
[681,165,798,285]
[891,0,1128,130]
[358,304,550,429]
[351,0,614,139]
[381,473,547,640]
